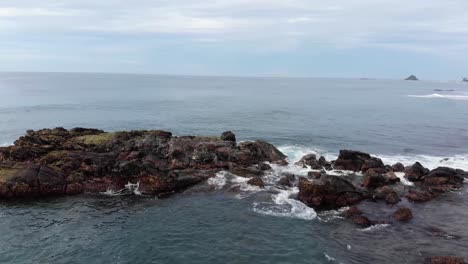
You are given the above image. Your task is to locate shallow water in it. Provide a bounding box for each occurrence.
[1,72,468,263]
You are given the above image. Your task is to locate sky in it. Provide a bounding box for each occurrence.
[0,0,467,79]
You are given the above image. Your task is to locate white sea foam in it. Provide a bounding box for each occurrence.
[379,154,468,171]
[252,187,317,220]
[101,181,141,196]
[408,93,468,101]
[395,172,413,186]
[214,144,467,221]
[324,253,336,262]
[360,224,390,232]
[278,145,468,171]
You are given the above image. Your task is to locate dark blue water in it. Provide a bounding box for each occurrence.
[1,72,468,263]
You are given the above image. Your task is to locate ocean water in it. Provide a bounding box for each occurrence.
[1,72,468,263]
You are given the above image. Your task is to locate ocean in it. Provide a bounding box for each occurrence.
[1,72,468,263]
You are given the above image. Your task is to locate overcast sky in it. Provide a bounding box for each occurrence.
[1,0,467,79]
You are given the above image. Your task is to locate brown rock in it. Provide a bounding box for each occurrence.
[428,256,465,264]
[405,162,429,182]
[298,175,363,210]
[247,177,265,188]
[351,215,372,227]
[393,207,413,222]
[220,131,236,142]
[407,190,436,202]
[342,206,363,218]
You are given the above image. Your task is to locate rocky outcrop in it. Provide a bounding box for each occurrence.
[333,150,384,172]
[298,175,363,210]
[405,75,419,81]
[0,128,287,198]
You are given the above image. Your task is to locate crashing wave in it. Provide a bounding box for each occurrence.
[408,93,468,101]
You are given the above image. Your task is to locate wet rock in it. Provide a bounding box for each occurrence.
[277,173,295,187]
[258,163,272,171]
[392,162,405,172]
[405,162,430,182]
[407,190,436,202]
[229,165,262,178]
[361,157,386,173]
[298,175,363,210]
[220,131,236,142]
[393,207,413,222]
[424,167,466,190]
[333,150,371,171]
[247,177,265,188]
[308,171,322,179]
[427,256,465,264]
[333,150,384,172]
[295,154,317,168]
[363,171,389,188]
[385,171,401,184]
[342,206,363,218]
[351,215,371,227]
[374,186,401,205]
[318,156,332,170]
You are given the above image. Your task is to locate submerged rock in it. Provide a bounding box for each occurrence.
[428,256,465,264]
[393,207,413,222]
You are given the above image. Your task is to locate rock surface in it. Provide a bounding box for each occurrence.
[0,128,287,198]
[428,256,465,264]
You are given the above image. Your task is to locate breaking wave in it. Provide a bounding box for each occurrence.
[207,145,468,221]
[408,93,468,101]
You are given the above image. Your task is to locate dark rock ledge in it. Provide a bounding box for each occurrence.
[0,127,286,198]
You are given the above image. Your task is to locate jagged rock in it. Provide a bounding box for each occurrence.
[295,154,318,168]
[423,167,466,190]
[363,171,389,188]
[220,131,236,142]
[333,150,384,172]
[405,75,418,81]
[318,156,332,170]
[0,128,288,198]
[298,175,363,210]
[247,177,265,188]
[393,207,413,222]
[405,162,429,182]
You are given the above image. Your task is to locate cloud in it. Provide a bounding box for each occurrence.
[0,0,468,75]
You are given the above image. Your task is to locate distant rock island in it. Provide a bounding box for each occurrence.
[405,75,419,81]
[463,77,468,82]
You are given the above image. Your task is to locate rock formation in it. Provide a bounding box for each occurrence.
[405,75,419,81]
